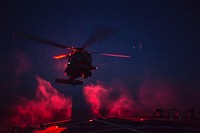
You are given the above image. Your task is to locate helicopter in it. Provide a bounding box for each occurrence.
[14,29,130,85]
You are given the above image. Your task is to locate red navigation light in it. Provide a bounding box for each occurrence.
[140,118,144,121]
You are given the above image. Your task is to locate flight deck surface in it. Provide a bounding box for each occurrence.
[2,117,200,133]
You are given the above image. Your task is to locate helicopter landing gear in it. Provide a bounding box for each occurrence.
[55,78,83,85]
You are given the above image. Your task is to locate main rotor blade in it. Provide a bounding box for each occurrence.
[81,28,117,49]
[53,53,71,59]
[14,32,70,49]
[90,51,130,58]
[100,53,130,58]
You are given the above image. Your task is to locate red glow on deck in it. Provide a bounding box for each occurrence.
[12,76,72,126]
[33,126,67,133]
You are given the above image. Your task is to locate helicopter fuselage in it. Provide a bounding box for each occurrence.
[65,51,96,82]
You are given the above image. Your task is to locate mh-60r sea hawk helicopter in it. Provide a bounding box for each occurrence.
[14,29,130,85]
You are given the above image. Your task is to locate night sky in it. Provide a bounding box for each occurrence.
[1,0,200,128]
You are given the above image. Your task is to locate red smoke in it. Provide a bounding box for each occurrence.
[138,78,176,113]
[15,52,31,75]
[83,78,177,118]
[83,82,137,118]
[108,95,135,117]
[83,83,109,117]
[55,60,67,71]
[11,76,72,127]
